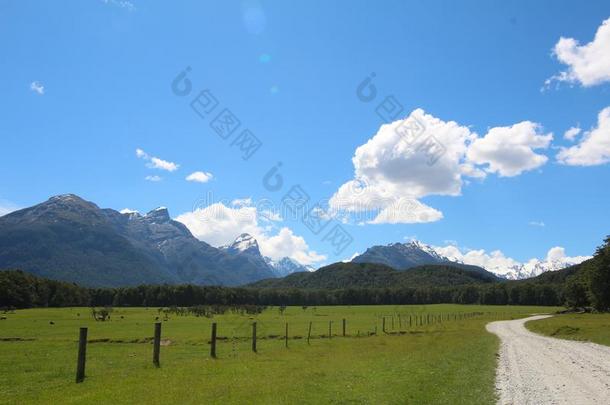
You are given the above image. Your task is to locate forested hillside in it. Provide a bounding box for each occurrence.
[251,262,500,289]
[2,236,607,310]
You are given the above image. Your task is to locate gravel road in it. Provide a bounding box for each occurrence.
[486,315,610,405]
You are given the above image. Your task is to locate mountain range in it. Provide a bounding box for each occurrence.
[0,195,306,287]
[219,232,313,277]
[0,194,583,287]
[352,241,484,271]
[351,240,587,280]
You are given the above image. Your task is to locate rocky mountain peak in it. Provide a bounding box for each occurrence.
[353,239,454,270]
[225,233,261,255]
[0,194,105,225]
[144,207,170,223]
[0,195,277,287]
[264,256,313,277]
[46,194,99,210]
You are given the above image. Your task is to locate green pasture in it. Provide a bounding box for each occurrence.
[0,304,559,404]
[526,313,610,347]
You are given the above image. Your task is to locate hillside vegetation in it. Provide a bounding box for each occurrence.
[2,236,608,309]
[251,262,500,289]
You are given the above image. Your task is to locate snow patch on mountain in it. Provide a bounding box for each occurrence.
[431,244,591,280]
[221,233,262,256]
[265,256,314,277]
[405,240,448,262]
[222,233,312,277]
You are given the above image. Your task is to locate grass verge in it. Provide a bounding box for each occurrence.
[526,313,610,347]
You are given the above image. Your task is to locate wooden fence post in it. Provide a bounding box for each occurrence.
[398,314,402,329]
[153,322,161,367]
[252,322,257,353]
[382,317,386,333]
[210,322,217,358]
[342,319,346,337]
[75,327,88,383]
[285,322,288,348]
[391,316,395,330]
[307,321,312,345]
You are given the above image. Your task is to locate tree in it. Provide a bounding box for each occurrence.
[563,277,589,308]
[587,236,610,311]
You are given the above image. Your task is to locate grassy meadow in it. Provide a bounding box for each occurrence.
[526,313,610,347]
[0,304,559,404]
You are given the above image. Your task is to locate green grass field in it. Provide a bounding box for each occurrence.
[526,313,610,347]
[0,304,559,405]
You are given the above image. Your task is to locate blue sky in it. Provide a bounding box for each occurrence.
[1,0,609,271]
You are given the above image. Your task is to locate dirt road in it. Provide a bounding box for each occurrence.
[486,315,610,404]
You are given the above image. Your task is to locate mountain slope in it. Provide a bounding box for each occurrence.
[222,233,312,277]
[251,262,501,289]
[264,256,313,277]
[496,255,592,280]
[352,240,491,277]
[514,259,592,285]
[0,195,275,287]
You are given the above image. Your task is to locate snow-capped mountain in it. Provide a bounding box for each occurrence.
[351,239,588,280]
[221,233,262,256]
[265,256,314,277]
[494,257,589,280]
[222,233,313,278]
[352,240,457,270]
[430,243,591,280]
[0,194,277,287]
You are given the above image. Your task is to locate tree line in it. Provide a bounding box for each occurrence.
[1,236,608,311]
[0,270,569,309]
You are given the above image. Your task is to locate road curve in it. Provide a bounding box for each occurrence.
[486,315,610,405]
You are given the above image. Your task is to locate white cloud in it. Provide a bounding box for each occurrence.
[135,148,179,172]
[432,243,591,278]
[329,109,479,224]
[0,199,19,217]
[260,209,282,222]
[528,221,545,227]
[557,106,610,166]
[149,157,179,172]
[262,228,326,265]
[342,252,360,263]
[186,171,213,183]
[120,208,139,214]
[547,17,610,87]
[175,200,326,265]
[564,126,582,141]
[231,198,253,207]
[145,175,162,182]
[30,81,44,95]
[467,122,553,177]
[367,198,443,224]
[102,0,136,11]
[330,109,550,224]
[546,246,567,262]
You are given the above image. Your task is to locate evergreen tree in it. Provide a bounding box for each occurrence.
[587,236,610,311]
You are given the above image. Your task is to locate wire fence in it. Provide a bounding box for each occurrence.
[72,309,506,383]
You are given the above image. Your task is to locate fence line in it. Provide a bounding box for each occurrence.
[72,311,491,383]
